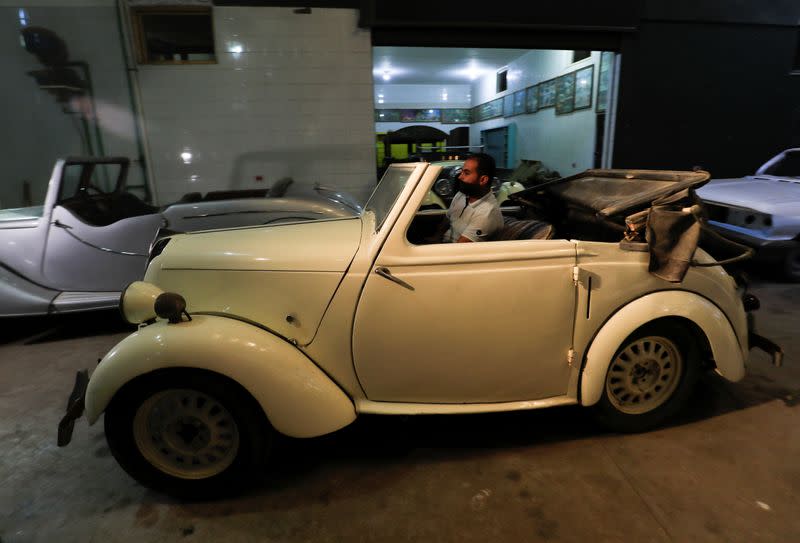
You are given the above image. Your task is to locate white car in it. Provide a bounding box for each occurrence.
[696,148,800,280]
[58,163,781,498]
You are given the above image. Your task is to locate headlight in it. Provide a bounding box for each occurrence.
[119,281,164,324]
[434,177,456,198]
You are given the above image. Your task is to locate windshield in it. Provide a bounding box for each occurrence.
[364,164,417,230]
[758,150,800,177]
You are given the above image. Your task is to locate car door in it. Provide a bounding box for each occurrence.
[352,211,578,404]
[42,159,161,292]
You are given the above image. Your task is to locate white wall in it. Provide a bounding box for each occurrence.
[471,50,600,176]
[374,84,471,108]
[136,6,376,204]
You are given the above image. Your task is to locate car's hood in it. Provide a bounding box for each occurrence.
[696,175,800,213]
[162,196,359,233]
[156,216,362,272]
[146,217,363,344]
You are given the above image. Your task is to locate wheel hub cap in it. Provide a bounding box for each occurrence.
[133,389,240,480]
[606,335,684,415]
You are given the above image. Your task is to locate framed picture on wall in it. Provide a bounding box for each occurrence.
[477,98,503,120]
[574,65,594,110]
[503,94,515,117]
[375,109,401,122]
[441,108,472,124]
[555,71,576,115]
[400,109,417,122]
[539,79,556,108]
[513,90,526,115]
[525,85,539,113]
[397,109,442,122]
[490,98,504,118]
[416,109,441,122]
[597,51,613,113]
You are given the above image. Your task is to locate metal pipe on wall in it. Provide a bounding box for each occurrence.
[115,0,158,205]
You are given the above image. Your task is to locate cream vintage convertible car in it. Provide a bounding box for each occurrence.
[58,163,782,498]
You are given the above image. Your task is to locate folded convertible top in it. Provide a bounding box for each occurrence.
[513,169,711,219]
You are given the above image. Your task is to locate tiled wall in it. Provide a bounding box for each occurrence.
[3,4,375,209]
[137,6,376,204]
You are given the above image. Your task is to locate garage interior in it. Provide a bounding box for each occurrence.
[2,1,800,541]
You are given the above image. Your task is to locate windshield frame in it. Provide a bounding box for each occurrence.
[363,163,426,231]
[756,149,800,178]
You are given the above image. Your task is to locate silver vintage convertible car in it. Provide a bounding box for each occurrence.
[58,163,781,498]
[0,157,361,317]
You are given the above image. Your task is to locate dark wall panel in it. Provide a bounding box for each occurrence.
[642,0,800,26]
[614,21,800,177]
[365,0,639,31]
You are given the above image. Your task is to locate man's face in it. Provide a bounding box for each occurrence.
[458,158,488,188]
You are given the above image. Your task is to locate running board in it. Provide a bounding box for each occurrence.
[355,396,577,415]
[51,291,121,313]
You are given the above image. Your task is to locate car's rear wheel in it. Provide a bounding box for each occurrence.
[104,370,272,498]
[593,321,700,433]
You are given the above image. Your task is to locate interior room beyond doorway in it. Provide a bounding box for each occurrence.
[373,46,618,182]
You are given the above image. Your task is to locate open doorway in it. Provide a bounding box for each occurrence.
[372,47,619,183]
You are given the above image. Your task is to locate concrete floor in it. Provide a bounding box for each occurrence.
[1,278,799,543]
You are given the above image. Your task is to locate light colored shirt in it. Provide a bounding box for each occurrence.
[443,191,503,242]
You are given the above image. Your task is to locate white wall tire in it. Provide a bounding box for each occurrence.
[593,321,700,433]
[105,370,272,498]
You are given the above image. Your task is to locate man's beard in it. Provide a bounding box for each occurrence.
[458,181,489,198]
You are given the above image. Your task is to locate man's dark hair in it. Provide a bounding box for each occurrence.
[467,153,496,180]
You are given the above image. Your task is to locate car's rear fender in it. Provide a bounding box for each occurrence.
[579,290,745,407]
[85,314,356,438]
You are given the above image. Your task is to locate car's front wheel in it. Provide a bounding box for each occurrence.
[593,321,700,433]
[104,370,272,498]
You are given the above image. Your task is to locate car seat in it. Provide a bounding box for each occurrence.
[494,217,554,240]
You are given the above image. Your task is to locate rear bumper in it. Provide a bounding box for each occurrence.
[747,308,784,367]
[750,332,783,367]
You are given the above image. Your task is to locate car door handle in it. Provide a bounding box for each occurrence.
[374,267,415,291]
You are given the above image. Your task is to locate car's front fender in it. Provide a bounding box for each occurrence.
[580,290,745,407]
[85,315,356,438]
